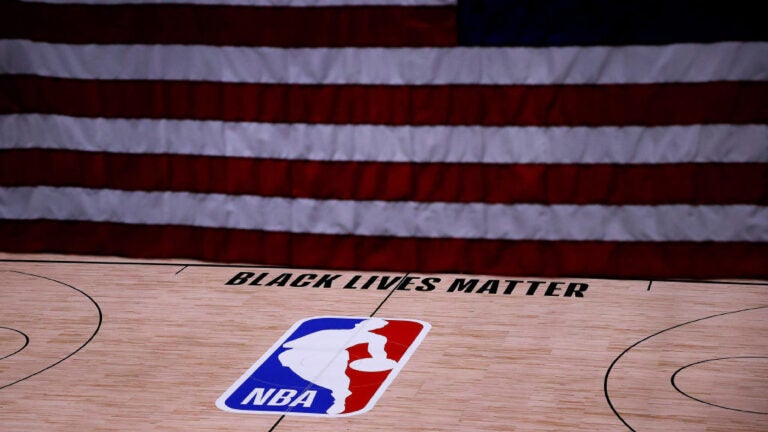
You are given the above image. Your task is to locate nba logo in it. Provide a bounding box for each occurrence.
[216,316,430,416]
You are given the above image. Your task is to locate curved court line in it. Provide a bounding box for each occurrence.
[0,270,102,391]
[0,327,29,361]
[603,305,768,431]
[671,356,768,415]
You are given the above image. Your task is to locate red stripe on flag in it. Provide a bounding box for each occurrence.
[2,76,764,126]
[1,150,765,205]
[0,2,456,47]
[0,220,765,278]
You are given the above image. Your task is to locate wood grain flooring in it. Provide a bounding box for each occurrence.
[1,253,766,431]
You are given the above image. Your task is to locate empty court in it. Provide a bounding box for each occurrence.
[1,253,765,430]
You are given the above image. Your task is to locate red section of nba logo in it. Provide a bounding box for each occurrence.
[343,320,425,414]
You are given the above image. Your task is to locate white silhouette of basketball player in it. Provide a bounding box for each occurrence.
[277,318,396,415]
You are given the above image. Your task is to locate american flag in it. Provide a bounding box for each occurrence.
[0,0,766,278]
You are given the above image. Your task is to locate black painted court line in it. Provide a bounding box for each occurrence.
[0,271,103,391]
[268,415,285,432]
[670,356,768,415]
[604,305,768,431]
[175,265,188,275]
[654,279,768,287]
[647,280,653,291]
[369,273,410,318]
[0,326,29,361]
[2,258,767,286]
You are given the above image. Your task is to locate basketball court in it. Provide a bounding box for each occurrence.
[1,252,765,431]
[1,0,766,430]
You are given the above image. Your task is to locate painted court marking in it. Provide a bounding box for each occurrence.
[0,326,29,361]
[217,316,430,417]
[605,305,768,431]
[0,270,102,391]
[671,356,768,415]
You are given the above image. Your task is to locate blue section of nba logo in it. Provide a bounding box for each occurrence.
[221,317,363,415]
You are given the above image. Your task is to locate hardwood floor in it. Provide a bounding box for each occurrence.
[1,253,766,431]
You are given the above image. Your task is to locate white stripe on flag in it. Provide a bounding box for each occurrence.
[3,40,766,84]
[1,186,765,241]
[2,114,765,164]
